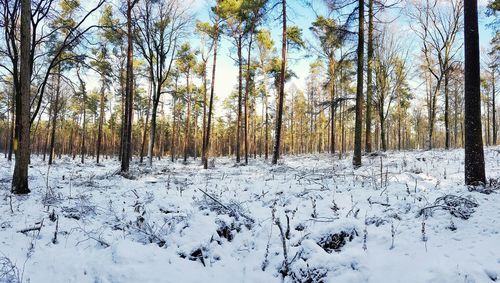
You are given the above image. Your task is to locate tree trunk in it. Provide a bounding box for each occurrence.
[203,15,218,169]
[171,96,177,162]
[121,0,136,173]
[329,58,336,155]
[272,0,287,165]
[487,92,491,146]
[353,0,364,168]
[48,65,61,165]
[12,0,31,194]
[244,33,254,165]
[77,67,86,164]
[43,90,53,162]
[96,72,106,164]
[140,78,152,163]
[380,115,387,152]
[493,69,497,145]
[147,80,161,166]
[444,71,450,149]
[454,85,459,147]
[236,34,243,163]
[184,69,191,163]
[201,61,208,164]
[265,88,269,160]
[8,88,14,161]
[365,0,374,153]
[464,0,485,185]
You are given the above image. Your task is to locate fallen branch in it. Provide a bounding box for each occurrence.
[17,219,44,234]
[197,188,254,223]
[368,196,390,207]
[418,195,478,220]
[198,188,229,211]
[275,218,289,278]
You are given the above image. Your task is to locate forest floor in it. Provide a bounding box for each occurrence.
[1,147,500,283]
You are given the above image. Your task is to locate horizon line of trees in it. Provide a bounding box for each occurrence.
[0,0,498,194]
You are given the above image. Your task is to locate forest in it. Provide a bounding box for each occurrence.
[0,0,499,282]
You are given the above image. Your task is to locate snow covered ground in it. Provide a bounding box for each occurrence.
[1,148,500,283]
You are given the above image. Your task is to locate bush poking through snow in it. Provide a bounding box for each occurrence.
[418,195,479,220]
[196,189,254,228]
[467,178,500,194]
[317,229,358,253]
[289,264,328,283]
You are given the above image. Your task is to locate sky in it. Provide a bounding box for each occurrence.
[190,0,497,114]
[80,0,498,118]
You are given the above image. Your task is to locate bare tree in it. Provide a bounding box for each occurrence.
[409,0,462,150]
[373,30,409,151]
[134,0,190,167]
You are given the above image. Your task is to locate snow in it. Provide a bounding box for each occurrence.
[1,148,500,283]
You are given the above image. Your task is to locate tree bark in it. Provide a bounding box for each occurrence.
[121,0,137,173]
[183,68,191,163]
[171,95,177,162]
[493,69,497,145]
[272,0,287,165]
[12,0,31,194]
[464,0,485,185]
[444,71,450,149]
[203,13,219,169]
[96,70,106,164]
[201,60,208,164]
[244,33,254,165]
[48,65,61,165]
[236,34,243,163]
[139,82,151,163]
[265,88,269,160]
[353,0,364,168]
[365,0,374,153]
[77,67,86,164]
[42,90,53,162]
[8,87,14,161]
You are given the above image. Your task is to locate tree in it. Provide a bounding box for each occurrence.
[409,0,462,150]
[242,0,267,165]
[176,43,196,162]
[271,0,287,165]
[373,31,409,151]
[121,0,139,173]
[196,21,216,166]
[488,42,498,145]
[48,63,62,165]
[201,5,220,169]
[47,0,83,165]
[134,0,190,167]
[218,0,246,163]
[11,0,30,194]
[255,29,274,160]
[365,0,374,153]
[76,64,87,164]
[271,5,305,164]
[310,16,344,155]
[91,7,114,164]
[464,0,485,185]
[352,0,364,168]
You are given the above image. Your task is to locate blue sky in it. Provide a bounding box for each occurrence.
[189,0,497,113]
[79,0,497,117]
